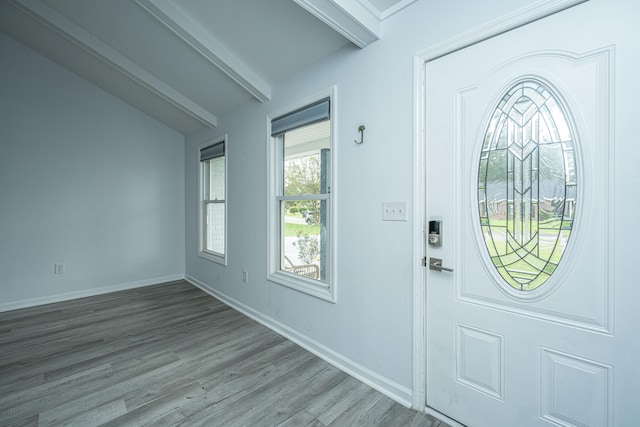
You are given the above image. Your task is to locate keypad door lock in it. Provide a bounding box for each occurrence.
[428,220,442,247]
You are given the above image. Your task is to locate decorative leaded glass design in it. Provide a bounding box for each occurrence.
[478,79,577,292]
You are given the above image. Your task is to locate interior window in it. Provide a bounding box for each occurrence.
[269,97,335,301]
[199,137,226,264]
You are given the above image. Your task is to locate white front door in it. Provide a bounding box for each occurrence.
[425,1,639,426]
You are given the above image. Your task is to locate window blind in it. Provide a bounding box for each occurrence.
[271,98,330,136]
[200,141,225,161]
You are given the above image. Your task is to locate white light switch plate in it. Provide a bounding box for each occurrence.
[382,201,407,221]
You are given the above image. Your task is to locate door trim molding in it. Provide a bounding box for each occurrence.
[411,0,589,412]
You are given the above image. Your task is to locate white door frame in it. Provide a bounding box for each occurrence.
[410,0,589,417]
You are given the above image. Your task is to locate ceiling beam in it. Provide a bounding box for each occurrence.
[136,0,271,103]
[7,0,218,129]
[359,0,418,20]
[293,0,380,48]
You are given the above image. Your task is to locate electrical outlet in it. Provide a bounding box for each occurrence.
[242,271,249,283]
[54,264,65,274]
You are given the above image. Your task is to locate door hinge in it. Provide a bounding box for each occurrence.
[422,256,427,267]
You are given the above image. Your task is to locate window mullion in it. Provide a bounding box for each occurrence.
[278,194,329,202]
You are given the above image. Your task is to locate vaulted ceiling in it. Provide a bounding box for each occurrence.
[0,0,416,135]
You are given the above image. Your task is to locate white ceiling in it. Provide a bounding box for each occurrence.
[0,0,416,135]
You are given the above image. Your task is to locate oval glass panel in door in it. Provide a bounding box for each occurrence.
[478,79,577,292]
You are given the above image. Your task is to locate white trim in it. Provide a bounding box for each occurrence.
[198,135,228,266]
[186,274,411,406]
[377,0,417,20]
[411,0,589,414]
[414,0,588,62]
[411,51,427,410]
[136,0,271,103]
[198,250,225,266]
[293,0,379,48]
[8,0,218,129]
[359,0,418,21]
[266,87,338,303]
[0,275,184,313]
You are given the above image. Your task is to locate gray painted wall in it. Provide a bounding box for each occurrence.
[0,0,555,406]
[0,33,185,309]
[184,0,542,402]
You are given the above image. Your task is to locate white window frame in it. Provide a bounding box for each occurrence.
[267,87,337,302]
[199,135,227,265]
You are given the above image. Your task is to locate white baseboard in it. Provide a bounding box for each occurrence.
[0,274,185,313]
[185,274,413,408]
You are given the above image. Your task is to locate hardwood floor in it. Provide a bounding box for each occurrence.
[0,281,450,426]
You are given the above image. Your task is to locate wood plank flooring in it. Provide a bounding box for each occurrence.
[0,281,450,426]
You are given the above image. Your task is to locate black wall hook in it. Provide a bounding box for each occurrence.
[354,125,365,144]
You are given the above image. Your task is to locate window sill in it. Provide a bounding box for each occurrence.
[267,270,335,303]
[199,250,226,266]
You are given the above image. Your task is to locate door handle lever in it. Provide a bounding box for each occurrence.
[429,257,454,272]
